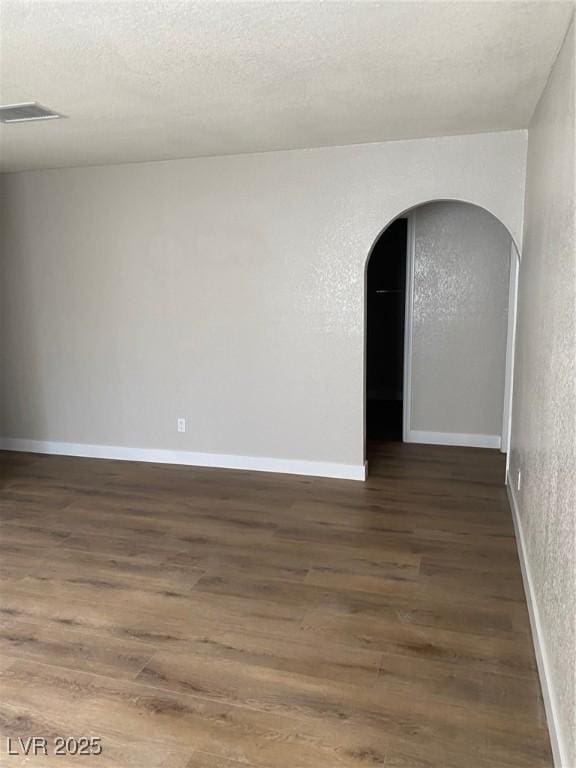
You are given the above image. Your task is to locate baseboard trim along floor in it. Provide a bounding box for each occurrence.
[507,475,566,768]
[0,438,367,482]
[407,431,501,449]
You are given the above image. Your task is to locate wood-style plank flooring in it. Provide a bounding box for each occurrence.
[0,443,551,767]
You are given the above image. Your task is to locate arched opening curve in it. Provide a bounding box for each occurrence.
[363,198,520,475]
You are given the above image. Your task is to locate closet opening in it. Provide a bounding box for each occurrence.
[365,218,408,442]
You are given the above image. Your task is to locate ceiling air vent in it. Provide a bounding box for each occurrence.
[0,102,66,123]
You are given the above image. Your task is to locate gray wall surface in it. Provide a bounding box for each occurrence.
[410,201,511,440]
[0,131,527,470]
[509,18,575,767]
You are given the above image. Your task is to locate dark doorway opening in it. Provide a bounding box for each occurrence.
[366,218,408,441]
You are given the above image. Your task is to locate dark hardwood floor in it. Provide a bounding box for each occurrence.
[0,443,551,767]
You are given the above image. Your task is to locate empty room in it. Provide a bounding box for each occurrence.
[0,1,574,767]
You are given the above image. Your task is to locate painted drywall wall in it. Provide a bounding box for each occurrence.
[410,201,511,441]
[509,18,575,767]
[0,130,527,472]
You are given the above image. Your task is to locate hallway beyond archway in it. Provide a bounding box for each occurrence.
[364,199,519,471]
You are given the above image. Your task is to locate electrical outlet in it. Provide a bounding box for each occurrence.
[517,470,522,492]
[177,418,186,433]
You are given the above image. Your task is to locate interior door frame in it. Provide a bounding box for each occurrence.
[402,214,416,443]
[502,240,520,465]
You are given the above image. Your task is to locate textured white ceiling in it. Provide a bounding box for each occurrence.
[0,1,573,172]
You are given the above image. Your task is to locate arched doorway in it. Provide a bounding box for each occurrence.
[364,199,520,473]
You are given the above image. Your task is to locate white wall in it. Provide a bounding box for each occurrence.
[0,130,527,476]
[409,201,511,445]
[508,18,575,768]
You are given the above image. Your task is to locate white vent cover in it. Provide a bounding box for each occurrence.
[0,102,66,123]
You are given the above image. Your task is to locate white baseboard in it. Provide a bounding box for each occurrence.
[507,474,566,768]
[407,430,501,449]
[0,438,366,482]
